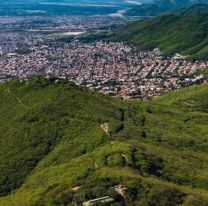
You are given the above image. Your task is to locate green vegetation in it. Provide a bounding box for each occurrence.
[176,3,208,16]
[116,13,208,59]
[202,68,208,81]
[15,47,32,55]
[58,31,113,44]
[0,77,208,205]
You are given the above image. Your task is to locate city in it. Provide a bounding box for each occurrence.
[0,15,207,99]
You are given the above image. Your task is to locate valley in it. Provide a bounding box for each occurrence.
[0,1,208,205]
[0,14,207,100]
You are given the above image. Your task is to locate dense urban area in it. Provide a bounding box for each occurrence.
[0,16,207,99]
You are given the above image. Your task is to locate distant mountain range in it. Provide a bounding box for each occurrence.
[1,0,208,16]
[0,1,120,16]
[176,3,208,15]
[115,4,208,59]
[0,0,149,6]
[1,0,207,7]
[126,0,208,16]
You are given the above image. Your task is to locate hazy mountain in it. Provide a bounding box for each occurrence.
[155,0,208,9]
[2,0,208,16]
[1,0,207,6]
[126,0,208,16]
[176,3,208,15]
[0,0,152,6]
[0,0,121,16]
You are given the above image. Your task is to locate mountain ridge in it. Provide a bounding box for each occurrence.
[0,77,208,205]
[126,0,208,16]
[115,9,208,59]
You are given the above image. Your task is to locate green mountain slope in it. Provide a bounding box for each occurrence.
[125,0,208,16]
[116,12,208,59]
[153,0,208,9]
[176,3,208,16]
[0,78,208,205]
[153,83,208,112]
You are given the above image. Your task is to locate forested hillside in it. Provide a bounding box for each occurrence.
[176,3,208,15]
[116,12,208,59]
[0,78,208,205]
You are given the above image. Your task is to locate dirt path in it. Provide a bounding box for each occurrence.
[100,122,109,136]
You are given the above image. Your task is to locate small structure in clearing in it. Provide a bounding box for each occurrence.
[100,122,109,135]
